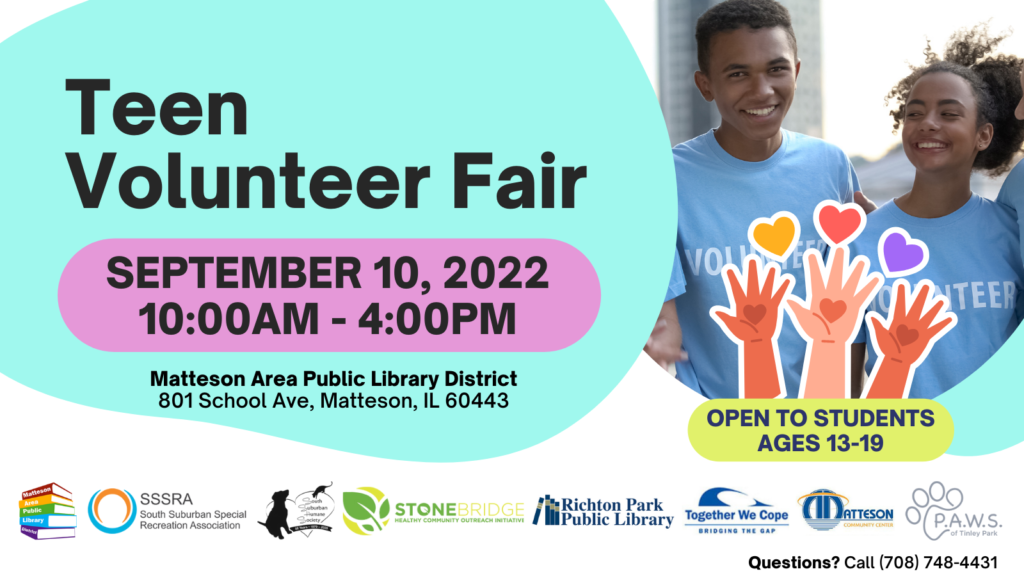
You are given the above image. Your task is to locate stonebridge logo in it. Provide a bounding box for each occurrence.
[342,487,390,536]
[531,494,673,529]
[798,488,894,532]
[88,488,137,534]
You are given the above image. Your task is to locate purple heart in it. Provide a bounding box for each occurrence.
[883,233,925,272]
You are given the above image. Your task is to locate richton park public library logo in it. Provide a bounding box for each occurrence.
[683,488,789,535]
[798,488,894,532]
[532,494,674,528]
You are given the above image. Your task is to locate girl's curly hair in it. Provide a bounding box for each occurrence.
[885,24,1024,176]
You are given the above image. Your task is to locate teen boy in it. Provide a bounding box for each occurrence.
[647,0,865,399]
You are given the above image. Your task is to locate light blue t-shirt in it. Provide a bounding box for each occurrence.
[850,195,1024,399]
[668,129,859,399]
[996,159,1024,259]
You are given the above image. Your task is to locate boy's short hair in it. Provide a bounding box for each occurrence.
[695,0,797,74]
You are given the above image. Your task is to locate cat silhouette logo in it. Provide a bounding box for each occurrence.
[259,482,336,539]
[342,487,390,536]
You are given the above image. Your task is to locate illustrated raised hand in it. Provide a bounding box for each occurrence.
[862,279,957,399]
[786,246,882,398]
[710,255,794,399]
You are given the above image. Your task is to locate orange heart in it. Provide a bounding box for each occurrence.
[752,217,796,258]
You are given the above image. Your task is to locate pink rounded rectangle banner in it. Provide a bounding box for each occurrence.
[58,239,600,352]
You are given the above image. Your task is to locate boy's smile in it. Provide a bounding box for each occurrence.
[695,26,799,161]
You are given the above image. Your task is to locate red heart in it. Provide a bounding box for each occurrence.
[743,304,766,325]
[818,205,863,245]
[896,324,919,346]
[820,299,847,323]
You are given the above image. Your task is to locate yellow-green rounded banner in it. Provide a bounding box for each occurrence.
[688,400,953,462]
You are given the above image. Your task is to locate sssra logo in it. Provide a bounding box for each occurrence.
[684,488,788,535]
[139,493,193,506]
[88,488,138,534]
[907,482,1000,540]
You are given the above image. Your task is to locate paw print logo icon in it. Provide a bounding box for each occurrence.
[906,482,963,540]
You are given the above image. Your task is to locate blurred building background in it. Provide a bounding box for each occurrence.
[658,0,822,146]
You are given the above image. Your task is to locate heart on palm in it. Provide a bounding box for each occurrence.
[743,304,767,325]
[896,324,919,346]
[819,298,847,323]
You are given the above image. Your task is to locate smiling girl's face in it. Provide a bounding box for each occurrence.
[902,71,993,175]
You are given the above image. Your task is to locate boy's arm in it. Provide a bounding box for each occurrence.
[840,149,877,214]
[645,299,686,370]
[850,343,866,398]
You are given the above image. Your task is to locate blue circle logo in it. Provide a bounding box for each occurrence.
[87,488,137,534]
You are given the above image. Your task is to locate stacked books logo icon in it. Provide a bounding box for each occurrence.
[20,483,76,540]
[532,495,561,526]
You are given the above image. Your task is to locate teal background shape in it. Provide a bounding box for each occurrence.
[0,0,677,460]
[938,326,1024,456]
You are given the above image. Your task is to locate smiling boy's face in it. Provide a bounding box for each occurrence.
[696,26,799,143]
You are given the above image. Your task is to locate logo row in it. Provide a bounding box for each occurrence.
[19,481,997,542]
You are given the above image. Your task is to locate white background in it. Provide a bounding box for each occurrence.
[1,2,1022,574]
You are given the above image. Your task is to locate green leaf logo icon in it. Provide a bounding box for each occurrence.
[342,487,390,536]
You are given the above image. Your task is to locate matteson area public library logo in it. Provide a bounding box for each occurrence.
[798,488,894,532]
[532,494,674,529]
[683,488,788,535]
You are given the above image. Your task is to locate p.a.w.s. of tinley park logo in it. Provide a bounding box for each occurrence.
[259,481,336,539]
[907,482,1000,541]
[684,488,788,535]
[532,495,673,529]
[798,488,893,532]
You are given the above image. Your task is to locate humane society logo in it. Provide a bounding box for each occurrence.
[88,488,138,534]
[906,482,1000,540]
[259,481,336,539]
[532,494,674,528]
[798,488,893,532]
[683,488,788,535]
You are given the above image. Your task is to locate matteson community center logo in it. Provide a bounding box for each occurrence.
[532,494,673,528]
[798,488,894,532]
[683,488,788,535]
